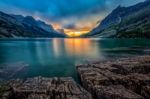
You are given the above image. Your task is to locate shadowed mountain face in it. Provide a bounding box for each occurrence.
[85,0,150,38]
[0,11,66,38]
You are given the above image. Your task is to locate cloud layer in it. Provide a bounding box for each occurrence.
[0,0,145,31]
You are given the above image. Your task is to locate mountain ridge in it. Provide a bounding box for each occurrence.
[85,0,150,38]
[0,11,65,38]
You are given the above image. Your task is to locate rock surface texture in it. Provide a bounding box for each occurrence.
[0,77,92,99]
[77,55,150,99]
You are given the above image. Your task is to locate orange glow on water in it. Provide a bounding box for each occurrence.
[64,39,91,55]
[63,39,101,57]
[52,38,102,59]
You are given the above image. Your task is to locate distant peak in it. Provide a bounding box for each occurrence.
[25,16,34,20]
[115,5,124,10]
[112,5,125,13]
[117,5,121,8]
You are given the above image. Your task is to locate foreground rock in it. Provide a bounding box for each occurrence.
[77,55,150,99]
[0,77,92,99]
[0,62,28,79]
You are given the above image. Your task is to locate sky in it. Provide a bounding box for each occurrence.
[0,0,145,36]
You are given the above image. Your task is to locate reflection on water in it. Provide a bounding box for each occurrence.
[0,38,150,81]
[64,39,101,57]
[52,39,102,59]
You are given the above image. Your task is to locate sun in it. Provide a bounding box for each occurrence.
[64,29,89,37]
[65,31,88,37]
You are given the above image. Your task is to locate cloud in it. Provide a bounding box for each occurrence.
[0,0,145,30]
[63,23,77,29]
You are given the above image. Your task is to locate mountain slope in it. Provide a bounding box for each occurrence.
[86,0,150,38]
[0,11,65,38]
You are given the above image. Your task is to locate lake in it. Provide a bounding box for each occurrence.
[0,38,150,81]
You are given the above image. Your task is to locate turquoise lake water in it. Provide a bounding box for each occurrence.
[0,38,150,81]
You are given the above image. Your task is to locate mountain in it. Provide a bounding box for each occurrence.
[85,0,150,38]
[0,11,65,38]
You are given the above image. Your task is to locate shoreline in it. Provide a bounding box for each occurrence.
[0,55,150,99]
[0,77,92,99]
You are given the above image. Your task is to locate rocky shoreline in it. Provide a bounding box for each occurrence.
[76,55,150,99]
[0,77,92,99]
[0,55,150,99]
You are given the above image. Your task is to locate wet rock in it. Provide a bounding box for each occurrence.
[7,77,92,99]
[27,94,50,99]
[77,55,150,99]
[0,84,12,99]
[95,85,143,99]
[0,62,28,79]
[141,86,150,98]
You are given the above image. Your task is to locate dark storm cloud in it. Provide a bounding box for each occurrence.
[63,23,77,29]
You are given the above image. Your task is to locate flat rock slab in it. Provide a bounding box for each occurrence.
[0,62,28,79]
[95,85,143,99]
[1,77,92,99]
[76,55,150,99]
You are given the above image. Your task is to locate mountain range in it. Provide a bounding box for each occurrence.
[84,0,150,38]
[0,11,65,38]
[0,0,150,38]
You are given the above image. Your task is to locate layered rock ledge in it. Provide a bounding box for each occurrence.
[77,55,150,99]
[0,77,92,99]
